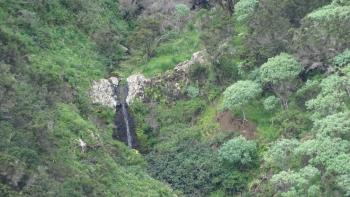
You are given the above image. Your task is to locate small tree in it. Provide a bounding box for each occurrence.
[234,0,259,22]
[293,2,350,69]
[174,4,190,31]
[332,49,350,68]
[219,136,258,168]
[306,75,348,119]
[223,80,262,121]
[128,17,162,59]
[260,53,303,109]
[295,136,349,167]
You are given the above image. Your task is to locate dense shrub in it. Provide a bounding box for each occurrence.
[271,109,312,138]
[223,80,262,119]
[186,85,200,98]
[293,2,350,68]
[245,0,332,65]
[147,140,222,196]
[260,53,303,109]
[218,136,258,168]
[263,96,280,111]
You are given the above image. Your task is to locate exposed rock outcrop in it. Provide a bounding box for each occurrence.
[150,50,208,101]
[126,74,150,105]
[90,50,208,105]
[174,50,207,73]
[90,77,119,108]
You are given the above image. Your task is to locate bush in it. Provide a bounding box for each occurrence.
[223,80,262,119]
[186,85,200,98]
[234,0,259,22]
[157,98,206,126]
[218,136,258,168]
[271,109,312,138]
[264,138,300,170]
[263,96,280,111]
[147,140,222,196]
[332,49,350,67]
[219,170,250,194]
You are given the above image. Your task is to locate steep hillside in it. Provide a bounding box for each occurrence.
[1,0,350,197]
[0,1,174,196]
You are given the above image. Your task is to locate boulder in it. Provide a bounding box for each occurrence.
[90,77,119,108]
[126,74,150,105]
[150,50,208,101]
[174,50,207,73]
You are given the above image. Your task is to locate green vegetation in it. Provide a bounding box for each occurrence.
[223,80,262,120]
[1,0,350,196]
[123,28,201,76]
[260,53,303,109]
[0,0,174,196]
[218,136,258,167]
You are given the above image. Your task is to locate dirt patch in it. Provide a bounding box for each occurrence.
[216,111,256,139]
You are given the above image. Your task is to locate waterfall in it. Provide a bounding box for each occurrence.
[112,83,137,148]
[121,101,132,147]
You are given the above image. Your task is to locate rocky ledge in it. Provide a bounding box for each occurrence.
[89,50,208,107]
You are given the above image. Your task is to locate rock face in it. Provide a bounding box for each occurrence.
[90,77,119,108]
[150,50,208,101]
[126,74,150,105]
[90,51,208,105]
[174,50,207,73]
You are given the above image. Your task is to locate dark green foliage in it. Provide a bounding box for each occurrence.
[219,170,250,194]
[218,136,258,168]
[147,140,221,196]
[199,8,239,84]
[272,109,312,138]
[157,98,206,126]
[0,1,175,196]
[245,0,332,65]
[189,63,210,82]
[2,0,350,196]
[147,139,250,196]
[128,17,163,59]
[293,2,350,68]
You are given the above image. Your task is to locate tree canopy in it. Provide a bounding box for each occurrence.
[260,53,303,108]
[219,136,258,167]
[223,80,261,115]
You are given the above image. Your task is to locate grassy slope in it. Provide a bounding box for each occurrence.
[119,27,201,77]
[0,1,175,196]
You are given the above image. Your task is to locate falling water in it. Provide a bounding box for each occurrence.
[121,101,132,147]
[112,83,136,148]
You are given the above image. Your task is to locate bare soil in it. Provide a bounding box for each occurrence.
[216,111,256,139]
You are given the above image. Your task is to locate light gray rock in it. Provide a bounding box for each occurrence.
[90,77,119,108]
[147,50,208,101]
[126,74,150,105]
[108,77,119,87]
[174,50,207,73]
